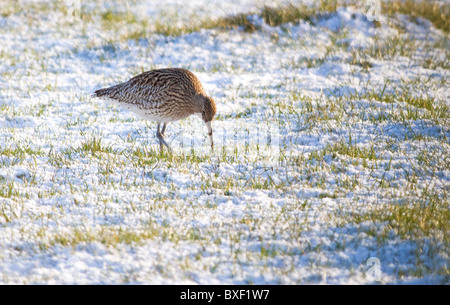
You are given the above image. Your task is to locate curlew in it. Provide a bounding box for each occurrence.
[92,68,217,152]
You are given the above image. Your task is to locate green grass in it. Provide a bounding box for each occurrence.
[155,0,340,36]
[152,12,260,36]
[46,225,161,249]
[369,34,417,59]
[0,180,16,199]
[101,9,145,30]
[326,136,378,161]
[62,137,117,157]
[148,0,450,37]
[332,79,449,122]
[331,184,449,280]
[261,0,338,27]
[0,1,20,17]
[260,4,315,27]
[382,0,450,33]
[341,187,449,273]
[0,143,44,159]
[94,0,342,38]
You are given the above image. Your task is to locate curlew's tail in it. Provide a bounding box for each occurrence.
[91,84,123,100]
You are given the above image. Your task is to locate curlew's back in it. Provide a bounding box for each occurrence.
[92,68,206,122]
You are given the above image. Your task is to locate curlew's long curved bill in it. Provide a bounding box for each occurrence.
[206,121,214,150]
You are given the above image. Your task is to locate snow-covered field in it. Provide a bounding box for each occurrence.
[0,0,448,284]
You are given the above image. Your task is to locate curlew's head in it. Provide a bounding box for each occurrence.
[196,95,217,150]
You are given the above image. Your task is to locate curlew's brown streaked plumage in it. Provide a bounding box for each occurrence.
[92,68,217,151]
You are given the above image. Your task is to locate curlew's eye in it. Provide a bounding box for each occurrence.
[202,111,206,118]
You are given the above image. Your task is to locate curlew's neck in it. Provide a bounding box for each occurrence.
[193,94,207,114]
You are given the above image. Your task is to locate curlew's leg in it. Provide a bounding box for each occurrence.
[156,123,171,153]
[161,123,167,136]
[206,121,214,150]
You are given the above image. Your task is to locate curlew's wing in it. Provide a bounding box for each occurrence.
[92,78,167,104]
